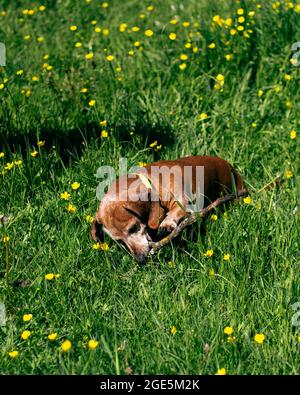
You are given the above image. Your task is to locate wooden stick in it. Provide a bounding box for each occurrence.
[149,189,249,254]
[149,174,285,255]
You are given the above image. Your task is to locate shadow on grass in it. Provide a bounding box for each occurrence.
[0,117,175,164]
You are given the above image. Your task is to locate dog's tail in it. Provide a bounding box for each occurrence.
[231,164,285,196]
[230,165,247,195]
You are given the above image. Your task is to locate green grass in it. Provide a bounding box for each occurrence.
[0,0,300,374]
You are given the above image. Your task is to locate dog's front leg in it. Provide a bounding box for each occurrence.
[158,204,188,234]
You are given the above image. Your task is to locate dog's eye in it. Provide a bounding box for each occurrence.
[128,223,141,234]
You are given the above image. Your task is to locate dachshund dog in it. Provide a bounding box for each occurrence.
[92,155,244,263]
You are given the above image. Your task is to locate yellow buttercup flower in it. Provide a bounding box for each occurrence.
[100,120,107,127]
[132,26,140,32]
[70,25,77,31]
[89,99,96,107]
[106,55,114,61]
[204,249,214,257]
[102,28,109,36]
[101,130,108,138]
[31,150,38,157]
[37,140,45,147]
[216,368,226,375]
[67,204,76,213]
[225,18,233,27]
[223,254,231,261]
[9,350,19,359]
[243,196,252,204]
[208,43,216,49]
[85,52,94,60]
[144,29,154,37]
[48,333,58,341]
[179,63,187,71]
[284,170,293,179]
[254,333,265,344]
[237,8,244,15]
[61,340,72,352]
[169,33,176,40]
[21,330,31,340]
[100,242,109,251]
[85,215,94,223]
[45,273,54,280]
[171,326,177,335]
[224,326,233,335]
[3,236,9,242]
[167,261,176,268]
[60,191,70,200]
[71,182,80,190]
[227,336,237,343]
[211,214,218,221]
[93,242,109,251]
[258,89,263,97]
[286,100,293,109]
[16,69,24,76]
[0,152,5,158]
[88,339,99,350]
[75,42,82,48]
[179,54,188,61]
[5,162,14,170]
[23,314,32,322]
[119,23,127,32]
[290,130,297,139]
[199,113,208,120]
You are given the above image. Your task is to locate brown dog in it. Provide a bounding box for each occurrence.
[92,155,243,263]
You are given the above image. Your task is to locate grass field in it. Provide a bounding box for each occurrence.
[0,0,299,375]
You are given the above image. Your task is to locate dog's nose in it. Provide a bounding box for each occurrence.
[135,253,147,264]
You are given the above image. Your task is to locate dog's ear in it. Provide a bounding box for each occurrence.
[91,218,105,242]
[147,201,166,229]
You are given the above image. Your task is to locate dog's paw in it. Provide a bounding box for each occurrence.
[158,217,177,235]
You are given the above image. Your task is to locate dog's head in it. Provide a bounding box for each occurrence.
[92,175,165,263]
